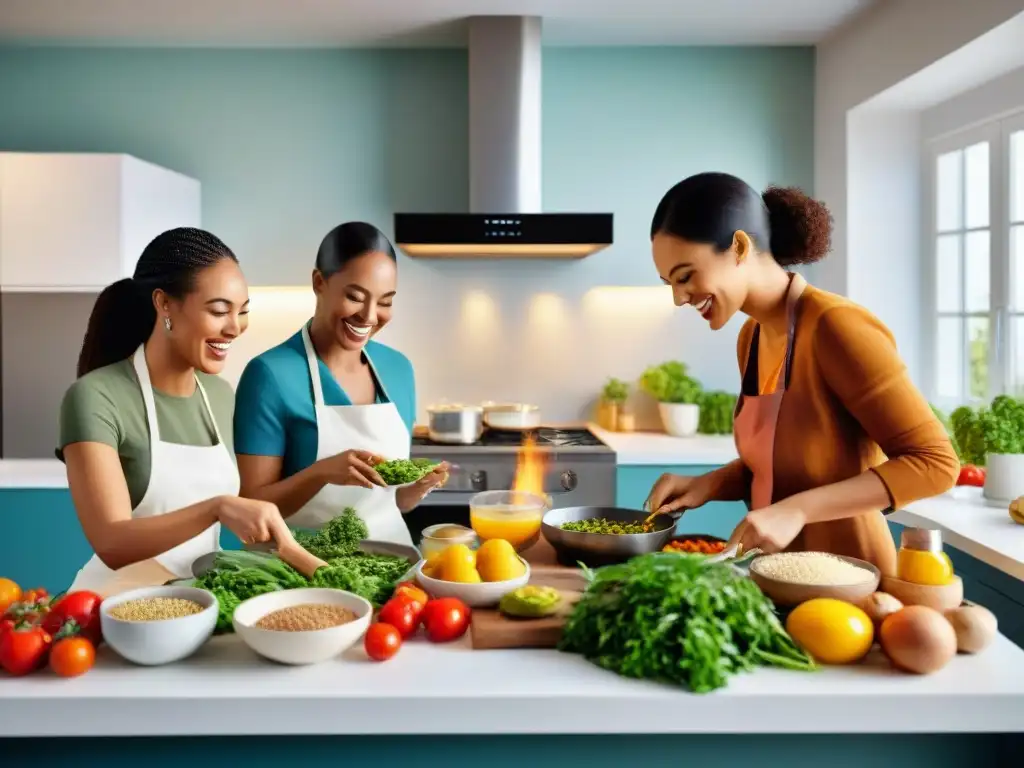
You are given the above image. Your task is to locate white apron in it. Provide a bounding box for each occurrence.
[288,324,413,546]
[69,345,239,591]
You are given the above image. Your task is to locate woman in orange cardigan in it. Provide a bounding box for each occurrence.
[645,172,959,576]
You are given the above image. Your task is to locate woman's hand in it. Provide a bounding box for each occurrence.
[215,496,295,547]
[396,462,450,513]
[317,449,387,488]
[644,473,713,517]
[727,503,806,554]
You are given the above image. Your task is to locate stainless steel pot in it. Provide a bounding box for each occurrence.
[426,404,484,444]
[481,402,541,431]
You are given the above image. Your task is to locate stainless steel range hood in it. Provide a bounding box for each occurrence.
[394,16,613,259]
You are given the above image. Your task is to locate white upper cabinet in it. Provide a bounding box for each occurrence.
[0,153,201,291]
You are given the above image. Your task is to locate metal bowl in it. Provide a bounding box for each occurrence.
[541,506,675,567]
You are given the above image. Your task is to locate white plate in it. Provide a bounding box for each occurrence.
[414,558,530,608]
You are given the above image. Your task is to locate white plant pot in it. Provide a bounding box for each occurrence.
[983,453,1024,507]
[658,402,700,437]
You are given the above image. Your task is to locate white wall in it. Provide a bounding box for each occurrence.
[922,64,1024,141]
[815,0,1024,388]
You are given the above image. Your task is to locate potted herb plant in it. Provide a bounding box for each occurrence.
[597,377,630,431]
[950,395,1024,506]
[639,361,703,437]
[697,391,738,435]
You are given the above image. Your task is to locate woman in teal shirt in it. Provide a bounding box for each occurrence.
[234,222,446,546]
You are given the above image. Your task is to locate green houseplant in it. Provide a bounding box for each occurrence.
[950,395,1024,504]
[639,361,703,437]
[697,391,738,435]
[597,378,630,431]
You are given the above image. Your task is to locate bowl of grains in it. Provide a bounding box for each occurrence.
[747,551,882,607]
[100,585,218,665]
[232,588,372,665]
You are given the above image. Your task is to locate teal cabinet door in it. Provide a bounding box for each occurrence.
[616,465,747,541]
[0,488,244,593]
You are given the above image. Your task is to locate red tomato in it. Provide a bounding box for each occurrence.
[957,465,986,487]
[0,625,51,676]
[393,582,428,608]
[49,637,96,678]
[377,597,419,638]
[42,591,103,645]
[364,622,402,661]
[422,597,470,643]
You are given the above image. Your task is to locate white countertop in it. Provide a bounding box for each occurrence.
[2,632,1023,736]
[589,424,738,466]
[891,487,1024,581]
[0,459,67,489]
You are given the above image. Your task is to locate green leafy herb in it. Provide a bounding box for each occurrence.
[558,553,815,693]
[294,506,368,558]
[949,396,1024,466]
[375,457,438,485]
[602,377,630,404]
[697,391,737,434]
[639,361,702,404]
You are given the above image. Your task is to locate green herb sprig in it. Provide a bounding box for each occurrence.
[639,361,702,405]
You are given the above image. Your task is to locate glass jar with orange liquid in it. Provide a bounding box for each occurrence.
[469,490,549,552]
[896,527,955,586]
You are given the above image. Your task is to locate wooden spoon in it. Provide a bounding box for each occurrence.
[275,539,329,580]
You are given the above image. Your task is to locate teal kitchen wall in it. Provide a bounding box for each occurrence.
[0,46,814,456]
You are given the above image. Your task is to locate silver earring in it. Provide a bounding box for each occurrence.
[164,317,172,332]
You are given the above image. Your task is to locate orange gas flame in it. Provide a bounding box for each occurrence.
[511,434,549,497]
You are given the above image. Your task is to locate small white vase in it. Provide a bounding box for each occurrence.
[983,453,1024,507]
[658,402,700,437]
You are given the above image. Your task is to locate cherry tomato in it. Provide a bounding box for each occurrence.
[0,578,21,614]
[0,625,51,676]
[422,597,470,643]
[377,597,420,638]
[957,464,986,487]
[49,637,96,678]
[43,591,103,645]
[364,622,402,661]
[393,582,428,608]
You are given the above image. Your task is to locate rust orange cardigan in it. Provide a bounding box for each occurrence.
[734,283,960,576]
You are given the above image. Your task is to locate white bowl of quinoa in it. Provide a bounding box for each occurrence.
[232,588,372,665]
[100,585,218,665]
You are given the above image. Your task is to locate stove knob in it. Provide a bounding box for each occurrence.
[560,470,577,492]
[471,471,486,490]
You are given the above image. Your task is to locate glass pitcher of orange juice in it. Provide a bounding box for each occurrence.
[469,490,550,552]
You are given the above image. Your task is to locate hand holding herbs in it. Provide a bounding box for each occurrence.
[559,553,815,693]
[193,508,413,632]
[375,457,440,485]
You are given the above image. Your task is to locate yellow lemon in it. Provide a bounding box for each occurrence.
[785,598,874,665]
[476,539,526,582]
[438,543,481,582]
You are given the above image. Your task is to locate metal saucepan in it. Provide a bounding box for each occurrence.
[481,402,542,431]
[425,403,484,444]
[540,506,675,568]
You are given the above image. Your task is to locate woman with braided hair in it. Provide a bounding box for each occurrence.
[58,227,294,592]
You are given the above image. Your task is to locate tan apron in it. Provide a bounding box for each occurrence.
[732,273,896,575]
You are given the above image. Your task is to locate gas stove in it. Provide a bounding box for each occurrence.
[404,427,616,542]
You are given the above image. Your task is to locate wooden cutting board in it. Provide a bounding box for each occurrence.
[469,564,587,650]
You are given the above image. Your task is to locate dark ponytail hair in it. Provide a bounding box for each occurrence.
[650,172,833,267]
[77,227,237,377]
[315,221,396,278]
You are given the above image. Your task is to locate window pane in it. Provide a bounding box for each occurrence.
[936,317,963,399]
[964,141,989,229]
[1011,315,1024,398]
[936,234,961,312]
[967,317,989,400]
[1013,225,1024,311]
[936,150,962,232]
[1011,129,1024,224]
[964,230,990,312]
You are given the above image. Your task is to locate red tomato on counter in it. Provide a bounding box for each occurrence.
[377,597,420,638]
[957,465,986,487]
[49,636,96,678]
[42,591,103,645]
[393,582,428,609]
[0,624,52,676]
[421,597,470,643]
[364,623,402,661]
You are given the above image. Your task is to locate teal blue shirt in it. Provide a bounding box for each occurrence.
[233,329,416,479]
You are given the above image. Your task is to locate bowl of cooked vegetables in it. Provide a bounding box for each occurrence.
[541,506,675,567]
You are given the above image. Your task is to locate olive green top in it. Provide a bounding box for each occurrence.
[57,358,236,509]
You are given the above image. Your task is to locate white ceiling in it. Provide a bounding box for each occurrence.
[0,0,877,47]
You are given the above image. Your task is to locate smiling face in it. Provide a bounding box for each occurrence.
[652,231,754,331]
[313,250,397,351]
[157,258,250,374]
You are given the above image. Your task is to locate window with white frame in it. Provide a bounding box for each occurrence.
[927,112,1024,407]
